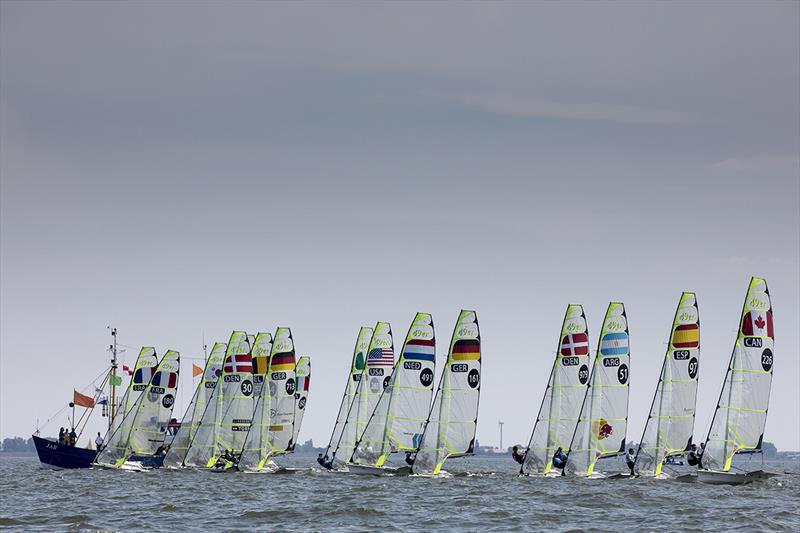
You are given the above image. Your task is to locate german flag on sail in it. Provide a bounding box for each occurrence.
[270,353,295,371]
[452,339,480,361]
[672,323,699,349]
[253,356,269,375]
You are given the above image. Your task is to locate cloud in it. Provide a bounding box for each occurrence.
[706,155,800,173]
[452,92,694,125]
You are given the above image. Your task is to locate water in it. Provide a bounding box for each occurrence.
[2,455,799,531]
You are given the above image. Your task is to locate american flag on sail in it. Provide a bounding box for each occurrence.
[224,354,253,373]
[368,347,394,366]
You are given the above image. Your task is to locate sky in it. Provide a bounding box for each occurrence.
[1,1,798,451]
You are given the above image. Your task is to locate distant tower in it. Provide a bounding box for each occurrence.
[498,420,504,450]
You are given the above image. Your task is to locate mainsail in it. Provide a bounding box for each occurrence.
[702,277,774,472]
[238,332,274,471]
[97,350,180,466]
[126,350,181,457]
[110,347,159,434]
[163,342,226,468]
[266,328,297,454]
[331,322,393,468]
[292,356,311,447]
[521,305,590,475]
[352,313,435,467]
[412,310,481,476]
[635,293,700,477]
[96,347,158,465]
[565,302,630,477]
[322,327,372,464]
[184,331,253,468]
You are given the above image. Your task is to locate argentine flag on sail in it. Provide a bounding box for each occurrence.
[600,332,629,356]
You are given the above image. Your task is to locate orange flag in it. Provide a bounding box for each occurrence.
[73,389,95,408]
[192,363,203,377]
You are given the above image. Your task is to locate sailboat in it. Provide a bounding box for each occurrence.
[329,322,394,471]
[411,310,481,477]
[634,293,700,478]
[520,305,590,476]
[238,328,298,472]
[565,302,630,478]
[183,331,253,468]
[33,329,131,469]
[319,327,373,470]
[292,356,311,448]
[350,313,436,475]
[95,349,181,469]
[163,342,226,468]
[698,277,775,485]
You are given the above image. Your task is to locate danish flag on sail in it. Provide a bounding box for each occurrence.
[224,354,253,373]
[561,333,589,356]
[742,311,773,338]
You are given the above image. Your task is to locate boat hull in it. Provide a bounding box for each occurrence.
[697,470,754,485]
[32,435,97,469]
[128,454,165,469]
[348,464,411,476]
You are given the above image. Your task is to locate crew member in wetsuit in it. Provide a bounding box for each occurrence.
[58,428,66,445]
[686,444,700,466]
[625,448,636,476]
[405,451,417,466]
[317,453,334,470]
[552,447,568,469]
[68,428,77,447]
[511,445,526,465]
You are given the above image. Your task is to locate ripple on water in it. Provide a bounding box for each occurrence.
[1,456,800,532]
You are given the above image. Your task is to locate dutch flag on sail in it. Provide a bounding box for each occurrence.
[403,338,435,362]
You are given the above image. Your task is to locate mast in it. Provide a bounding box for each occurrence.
[109,327,118,433]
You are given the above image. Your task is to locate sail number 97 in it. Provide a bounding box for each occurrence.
[687,357,699,379]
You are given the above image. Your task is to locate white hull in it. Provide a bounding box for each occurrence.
[697,470,754,485]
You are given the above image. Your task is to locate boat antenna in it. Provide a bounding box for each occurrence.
[108,326,118,433]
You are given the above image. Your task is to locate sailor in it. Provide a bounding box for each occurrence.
[58,428,66,445]
[686,444,700,466]
[697,442,706,468]
[552,447,568,469]
[405,451,417,466]
[511,445,526,465]
[317,453,330,469]
[94,432,104,451]
[625,448,636,476]
[68,428,77,447]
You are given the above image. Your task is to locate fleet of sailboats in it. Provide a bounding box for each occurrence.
[31,279,778,485]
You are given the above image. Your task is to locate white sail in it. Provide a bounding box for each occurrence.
[266,328,297,454]
[126,350,181,457]
[521,305,590,475]
[331,322,393,468]
[109,347,158,436]
[412,310,481,476]
[96,347,159,466]
[566,302,630,477]
[702,277,774,473]
[636,293,700,477]
[163,342,226,468]
[322,327,372,464]
[352,313,435,467]
[184,331,253,468]
[292,356,311,447]
[238,332,274,471]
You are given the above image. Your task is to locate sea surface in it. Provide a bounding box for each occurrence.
[1,454,799,531]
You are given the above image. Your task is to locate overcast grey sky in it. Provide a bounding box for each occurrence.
[2,1,798,450]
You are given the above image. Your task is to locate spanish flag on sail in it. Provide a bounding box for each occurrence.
[672,324,699,349]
